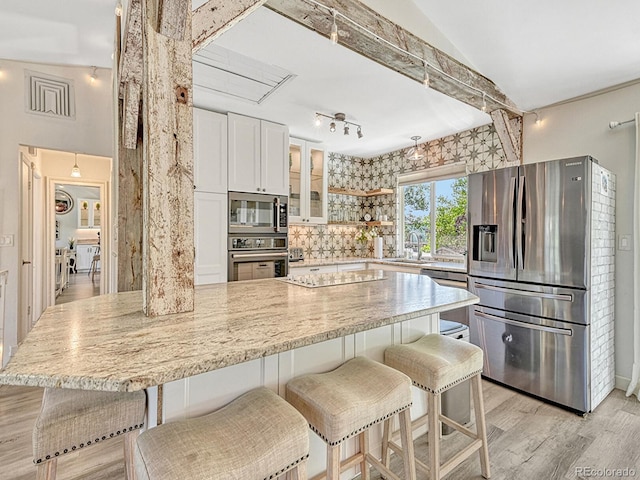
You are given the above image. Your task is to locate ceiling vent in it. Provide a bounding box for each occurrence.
[193,44,296,104]
[25,70,75,120]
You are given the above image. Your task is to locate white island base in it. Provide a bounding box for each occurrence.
[159,314,437,479]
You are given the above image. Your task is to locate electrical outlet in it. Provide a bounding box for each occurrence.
[0,234,14,247]
[618,234,632,251]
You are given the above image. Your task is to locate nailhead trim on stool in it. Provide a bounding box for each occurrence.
[33,388,146,466]
[383,334,491,480]
[134,387,310,480]
[286,356,417,480]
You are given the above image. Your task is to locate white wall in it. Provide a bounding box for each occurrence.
[523,81,640,386]
[0,59,113,366]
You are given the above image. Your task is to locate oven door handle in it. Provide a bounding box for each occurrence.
[474,310,573,336]
[274,197,281,233]
[231,252,289,259]
[474,283,573,302]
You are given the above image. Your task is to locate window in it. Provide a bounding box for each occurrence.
[401,174,467,259]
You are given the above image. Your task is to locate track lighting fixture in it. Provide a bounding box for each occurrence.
[70,154,82,178]
[315,112,364,139]
[481,93,487,113]
[90,66,98,84]
[330,9,338,45]
[534,112,541,126]
[406,136,424,161]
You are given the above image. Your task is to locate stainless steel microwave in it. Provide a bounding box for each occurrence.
[228,192,288,234]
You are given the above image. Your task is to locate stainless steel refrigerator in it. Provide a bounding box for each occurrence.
[467,156,616,413]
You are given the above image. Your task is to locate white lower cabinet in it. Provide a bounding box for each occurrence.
[159,314,437,478]
[194,192,227,285]
[75,245,98,272]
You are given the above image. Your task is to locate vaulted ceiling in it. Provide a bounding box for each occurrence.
[1,1,639,157]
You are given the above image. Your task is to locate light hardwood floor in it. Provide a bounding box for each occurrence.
[1,382,638,480]
[56,273,100,306]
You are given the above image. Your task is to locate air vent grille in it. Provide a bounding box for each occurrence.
[25,70,75,119]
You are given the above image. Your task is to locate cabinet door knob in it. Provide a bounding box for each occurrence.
[257,187,260,191]
[262,188,266,192]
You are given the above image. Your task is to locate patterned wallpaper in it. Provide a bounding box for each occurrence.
[288,123,517,260]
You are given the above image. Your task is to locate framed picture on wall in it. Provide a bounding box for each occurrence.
[55,189,74,215]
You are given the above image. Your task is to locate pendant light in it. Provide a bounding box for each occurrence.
[406,136,424,161]
[70,154,81,178]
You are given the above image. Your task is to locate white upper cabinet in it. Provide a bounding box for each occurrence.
[77,199,101,229]
[193,108,228,194]
[289,138,327,224]
[228,113,289,196]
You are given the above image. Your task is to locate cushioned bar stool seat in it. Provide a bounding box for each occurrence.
[134,387,309,480]
[286,356,416,480]
[383,334,490,480]
[33,388,146,480]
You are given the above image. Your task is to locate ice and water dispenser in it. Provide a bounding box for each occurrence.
[472,224,497,263]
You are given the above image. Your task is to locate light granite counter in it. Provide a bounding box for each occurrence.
[0,271,477,393]
[290,257,467,273]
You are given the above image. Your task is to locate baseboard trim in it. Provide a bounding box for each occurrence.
[616,374,640,398]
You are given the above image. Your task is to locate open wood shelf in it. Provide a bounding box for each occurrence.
[326,221,393,227]
[328,187,393,197]
[365,221,393,226]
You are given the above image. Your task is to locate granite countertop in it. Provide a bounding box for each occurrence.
[0,271,478,392]
[290,257,467,273]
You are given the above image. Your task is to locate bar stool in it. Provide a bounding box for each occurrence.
[383,334,490,480]
[286,356,416,480]
[33,387,146,480]
[134,387,309,480]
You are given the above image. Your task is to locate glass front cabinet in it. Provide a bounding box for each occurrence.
[78,199,101,229]
[289,138,327,224]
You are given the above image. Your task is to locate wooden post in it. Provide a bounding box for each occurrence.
[490,109,523,164]
[141,0,194,316]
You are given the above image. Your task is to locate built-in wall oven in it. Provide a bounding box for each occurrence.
[228,192,288,235]
[228,235,288,281]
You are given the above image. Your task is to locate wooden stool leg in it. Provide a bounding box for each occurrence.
[286,461,307,480]
[123,429,140,480]
[36,458,57,480]
[359,431,370,480]
[327,444,341,480]
[399,409,417,480]
[471,374,491,479]
[427,392,441,480]
[381,418,392,469]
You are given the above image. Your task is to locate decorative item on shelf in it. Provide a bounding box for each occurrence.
[314,112,363,138]
[81,200,88,210]
[68,237,75,250]
[355,225,379,246]
[406,136,424,161]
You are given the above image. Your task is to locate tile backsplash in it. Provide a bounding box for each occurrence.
[289,123,516,260]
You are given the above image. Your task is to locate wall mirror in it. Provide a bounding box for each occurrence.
[55,189,74,215]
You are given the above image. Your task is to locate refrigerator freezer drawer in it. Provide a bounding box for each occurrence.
[468,276,589,325]
[470,306,590,413]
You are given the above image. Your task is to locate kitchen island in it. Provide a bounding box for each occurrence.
[0,270,478,477]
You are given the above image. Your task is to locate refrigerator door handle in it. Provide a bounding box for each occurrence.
[474,310,573,336]
[509,176,517,269]
[474,282,574,301]
[516,175,525,270]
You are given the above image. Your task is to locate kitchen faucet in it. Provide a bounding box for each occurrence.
[407,231,423,260]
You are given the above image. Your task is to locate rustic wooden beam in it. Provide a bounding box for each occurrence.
[119,0,143,149]
[142,0,195,316]
[157,0,190,40]
[192,0,267,53]
[264,0,521,118]
[490,109,522,164]
[117,129,143,292]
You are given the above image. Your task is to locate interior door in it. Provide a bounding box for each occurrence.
[518,157,590,288]
[20,158,33,342]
